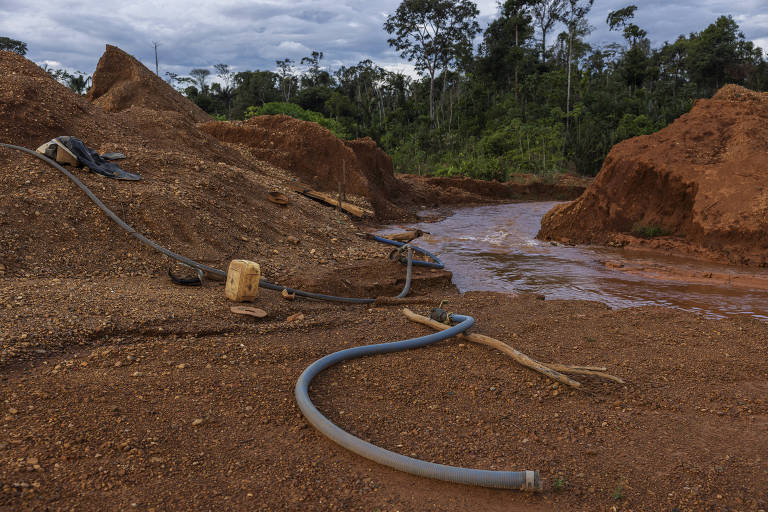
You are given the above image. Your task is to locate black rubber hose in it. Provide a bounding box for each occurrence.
[0,143,435,303]
[295,313,541,490]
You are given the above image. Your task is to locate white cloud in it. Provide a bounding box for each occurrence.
[1,0,766,77]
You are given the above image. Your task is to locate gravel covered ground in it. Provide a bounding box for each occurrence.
[2,276,766,511]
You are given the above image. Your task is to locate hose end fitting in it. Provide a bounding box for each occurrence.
[521,470,542,492]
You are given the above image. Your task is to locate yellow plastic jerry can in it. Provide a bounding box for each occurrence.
[225,260,261,302]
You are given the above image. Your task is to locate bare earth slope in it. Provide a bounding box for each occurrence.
[538,85,768,266]
[199,116,409,218]
[86,44,211,123]
[0,50,392,282]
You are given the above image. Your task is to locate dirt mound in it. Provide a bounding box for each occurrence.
[200,115,408,219]
[87,45,210,123]
[0,51,103,147]
[539,85,768,266]
[0,52,388,280]
[200,115,369,194]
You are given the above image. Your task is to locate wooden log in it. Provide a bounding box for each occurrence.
[290,184,372,218]
[402,308,582,389]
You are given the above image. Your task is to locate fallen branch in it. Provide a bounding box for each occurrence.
[403,308,582,389]
[402,308,625,387]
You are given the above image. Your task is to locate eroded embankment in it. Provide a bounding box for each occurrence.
[539,85,768,267]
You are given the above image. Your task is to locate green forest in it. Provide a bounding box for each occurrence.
[5,1,767,179]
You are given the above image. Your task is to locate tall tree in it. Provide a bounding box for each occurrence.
[214,63,235,117]
[231,70,280,118]
[0,37,27,55]
[479,0,536,98]
[686,15,762,93]
[531,0,565,62]
[300,51,333,88]
[190,68,211,92]
[607,5,646,48]
[276,58,297,101]
[560,0,593,119]
[384,0,480,124]
[66,73,91,95]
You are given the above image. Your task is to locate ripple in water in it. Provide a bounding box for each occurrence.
[381,202,768,320]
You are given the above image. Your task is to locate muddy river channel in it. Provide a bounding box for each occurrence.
[383,201,768,320]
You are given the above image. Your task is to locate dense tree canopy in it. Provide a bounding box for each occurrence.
[24,2,768,179]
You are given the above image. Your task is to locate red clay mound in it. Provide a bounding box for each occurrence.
[538,85,768,266]
[200,115,408,218]
[0,51,103,147]
[87,45,210,123]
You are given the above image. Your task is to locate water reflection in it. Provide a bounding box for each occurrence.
[381,202,768,320]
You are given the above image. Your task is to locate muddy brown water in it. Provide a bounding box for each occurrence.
[382,201,768,320]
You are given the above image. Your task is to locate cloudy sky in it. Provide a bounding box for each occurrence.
[2,0,766,78]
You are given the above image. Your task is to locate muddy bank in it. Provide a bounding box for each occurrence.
[397,174,589,207]
[539,85,768,267]
[1,278,766,511]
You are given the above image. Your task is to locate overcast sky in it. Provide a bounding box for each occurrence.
[2,0,766,79]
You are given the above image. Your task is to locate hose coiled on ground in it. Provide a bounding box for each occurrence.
[0,143,440,303]
[295,312,540,490]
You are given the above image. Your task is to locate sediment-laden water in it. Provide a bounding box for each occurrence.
[382,202,768,320]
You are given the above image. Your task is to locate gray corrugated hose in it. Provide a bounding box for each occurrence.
[295,313,541,491]
[4,143,542,489]
[0,143,436,303]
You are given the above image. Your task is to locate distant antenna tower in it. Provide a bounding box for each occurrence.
[152,41,160,76]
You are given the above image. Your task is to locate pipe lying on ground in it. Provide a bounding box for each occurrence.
[4,143,542,490]
[0,143,440,303]
[295,312,541,491]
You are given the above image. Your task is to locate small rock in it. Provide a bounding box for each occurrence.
[8,408,18,415]
[131,371,143,377]
[286,236,299,245]
[286,312,305,323]
[176,363,187,369]
[191,418,204,426]
[27,457,38,466]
